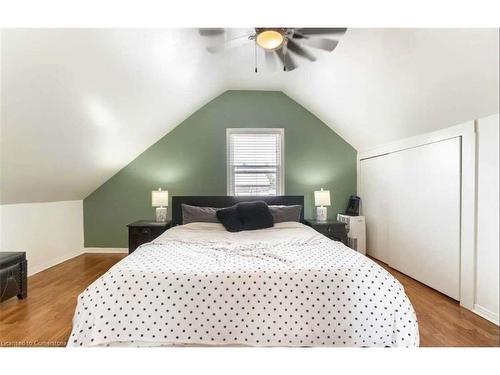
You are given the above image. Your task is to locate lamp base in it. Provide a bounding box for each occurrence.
[156,207,167,222]
[316,206,327,222]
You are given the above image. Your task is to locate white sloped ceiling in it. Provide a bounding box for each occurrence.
[1,28,498,204]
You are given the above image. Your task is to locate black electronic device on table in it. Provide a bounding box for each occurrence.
[345,195,361,216]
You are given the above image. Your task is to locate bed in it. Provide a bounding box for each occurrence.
[68,196,419,347]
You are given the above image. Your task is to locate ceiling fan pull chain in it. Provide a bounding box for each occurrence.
[254,42,258,73]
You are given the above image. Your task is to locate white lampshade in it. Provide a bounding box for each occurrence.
[152,188,169,207]
[314,188,331,207]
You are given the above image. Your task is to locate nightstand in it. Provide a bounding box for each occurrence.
[0,252,27,302]
[305,219,348,245]
[127,220,171,254]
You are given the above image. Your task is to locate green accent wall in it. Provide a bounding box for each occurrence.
[84,90,357,247]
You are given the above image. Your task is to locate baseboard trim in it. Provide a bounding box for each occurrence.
[83,247,128,254]
[473,304,500,326]
[28,250,83,277]
[28,248,127,276]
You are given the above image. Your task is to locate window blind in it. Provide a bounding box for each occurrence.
[227,129,284,196]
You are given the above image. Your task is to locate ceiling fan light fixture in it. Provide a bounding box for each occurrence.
[199,27,347,72]
[256,30,285,51]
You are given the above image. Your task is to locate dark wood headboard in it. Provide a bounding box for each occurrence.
[171,196,304,226]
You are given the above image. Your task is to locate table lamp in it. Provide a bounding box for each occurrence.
[152,188,169,222]
[314,188,331,222]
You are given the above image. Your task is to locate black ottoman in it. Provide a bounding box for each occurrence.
[0,252,27,302]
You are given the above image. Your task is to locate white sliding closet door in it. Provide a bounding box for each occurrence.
[359,156,391,263]
[387,138,461,299]
[360,137,461,300]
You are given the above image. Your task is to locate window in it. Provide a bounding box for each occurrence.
[227,128,284,196]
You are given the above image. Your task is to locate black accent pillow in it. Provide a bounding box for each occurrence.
[237,201,274,230]
[216,205,243,232]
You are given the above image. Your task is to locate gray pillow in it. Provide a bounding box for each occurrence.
[181,204,219,224]
[269,205,302,223]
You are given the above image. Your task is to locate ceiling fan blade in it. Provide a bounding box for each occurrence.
[275,49,296,71]
[198,28,225,37]
[206,34,252,53]
[264,50,278,72]
[286,39,316,61]
[299,38,339,52]
[295,28,347,36]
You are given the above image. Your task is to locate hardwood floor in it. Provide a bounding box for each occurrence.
[374,259,500,347]
[0,253,126,347]
[1,253,498,347]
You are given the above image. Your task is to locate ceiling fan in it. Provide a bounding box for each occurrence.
[199,27,347,72]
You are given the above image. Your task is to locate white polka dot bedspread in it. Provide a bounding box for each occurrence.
[68,222,419,347]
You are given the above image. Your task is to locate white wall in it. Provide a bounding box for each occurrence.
[0,200,84,275]
[475,114,499,324]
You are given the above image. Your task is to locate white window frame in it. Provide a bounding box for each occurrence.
[226,128,285,196]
